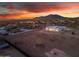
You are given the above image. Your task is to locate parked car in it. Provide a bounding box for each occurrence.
[0,29,8,36]
[0,39,10,49]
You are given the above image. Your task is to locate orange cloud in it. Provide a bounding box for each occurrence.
[0,2,79,19]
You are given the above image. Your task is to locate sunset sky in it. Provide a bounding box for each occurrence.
[0,2,79,19]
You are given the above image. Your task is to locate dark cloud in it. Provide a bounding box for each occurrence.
[12,2,79,13]
[12,2,61,12]
[0,2,67,13]
[0,2,79,13]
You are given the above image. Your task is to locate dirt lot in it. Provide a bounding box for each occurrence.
[5,30,79,57]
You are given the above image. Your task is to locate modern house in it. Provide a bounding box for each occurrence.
[45,26,70,32]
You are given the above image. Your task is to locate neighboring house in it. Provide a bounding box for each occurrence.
[19,27,34,32]
[45,26,71,32]
[0,27,6,30]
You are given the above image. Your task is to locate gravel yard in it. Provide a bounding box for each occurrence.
[5,30,79,57]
